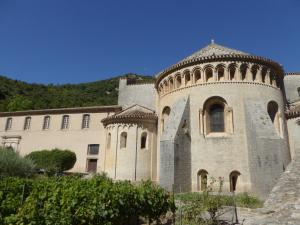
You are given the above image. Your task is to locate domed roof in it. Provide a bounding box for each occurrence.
[155,41,284,87]
[180,41,250,63]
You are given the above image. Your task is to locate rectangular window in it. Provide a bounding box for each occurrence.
[87,144,99,155]
[43,116,50,130]
[5,118,12,131]
[61,115,69,130]
[24,117,31,130]
[86,159,97,173]
[82,114,90,129]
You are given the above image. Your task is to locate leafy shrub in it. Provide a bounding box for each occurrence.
[26,148,76,175]
[1,175,174,225]
[0,177,33,224]
[0,147,35,178]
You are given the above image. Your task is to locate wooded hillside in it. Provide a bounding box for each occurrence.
[0,74,155,112]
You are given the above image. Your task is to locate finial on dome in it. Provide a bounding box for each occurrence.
[211,39,215,44]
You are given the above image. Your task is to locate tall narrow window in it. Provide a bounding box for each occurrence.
[230,171,241,192]
[5,118,12,131]
[87,144,99,155]
[120,132,127,149]
[61,115,69,130]
[107,133,111,149]
[82,114,90,129]
[197,170,208,191]
[140,132,147,149]
[209,104,225,132]
[298,87,300,97]
[267,101,281,136]
[43,116,50,130]
[23,117,31,130]
[161,106,171,132]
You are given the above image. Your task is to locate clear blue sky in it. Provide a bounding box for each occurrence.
[0,0,299,84]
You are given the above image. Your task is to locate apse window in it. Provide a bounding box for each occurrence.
[230,171,241,192]
[140,132,147,149]
[197,170,208,191]
[209,104,225,132]
[87,144,99,155]
[120,132,127,149]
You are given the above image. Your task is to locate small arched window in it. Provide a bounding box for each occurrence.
[240,64,247,81]
[267,101,281,136]
[120,132,127,149]
[205,67,213,82]
[209,104,225,132]
[217,66,225,81]
[82,114,90,129]
[184,71,191,86]
[230,171,241,192]
[161,106,171,132]
[228,65,236,81]
[140,132,147,149]
[107,133,111,149]
[169,78,174,91]
[197,170,208,191]
[176,75,182,88]
[194,69,201,83]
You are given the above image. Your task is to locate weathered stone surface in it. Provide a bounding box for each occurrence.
[243,157,300,225]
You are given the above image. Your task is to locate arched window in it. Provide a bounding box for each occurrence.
[161,106,171,132]
[197,170,208,191]
[164,81,169,93]
[261,67,267,83]
[297,87,300,97]
[240,64,247,81]
[43,116,50,130]
[140,132,147,149]
[169,78,174,91]
[194,69,201,83]
[176,75,182,88]
[267,101,281,136]
[230,171,241,192]
[82,114,90,129]
[120,132,127,149]
[61,115,69,130]
[228,65,236,81]
[107,133,111,149]
[217,66,225,81]
[209,104,225,132]
[205,67,213,82]
[203,97,232,135]
[251,66,258,81]
[5,117,12,131]
[24,117,31,130]
[184,71,191,86]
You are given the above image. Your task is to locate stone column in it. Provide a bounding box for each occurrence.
[199,109,204,134]
[256,66,262,82]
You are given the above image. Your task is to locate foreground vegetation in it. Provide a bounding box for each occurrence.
[0,176,175,225]
[0,73,155,112]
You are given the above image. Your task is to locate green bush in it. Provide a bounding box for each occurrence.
[0,147,35,178]
[0,177,33,224]
[26,148,76,175]
[1,175,174,225]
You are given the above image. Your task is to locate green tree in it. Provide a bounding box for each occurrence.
[6,95,33,111]
[0,147,35,178]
